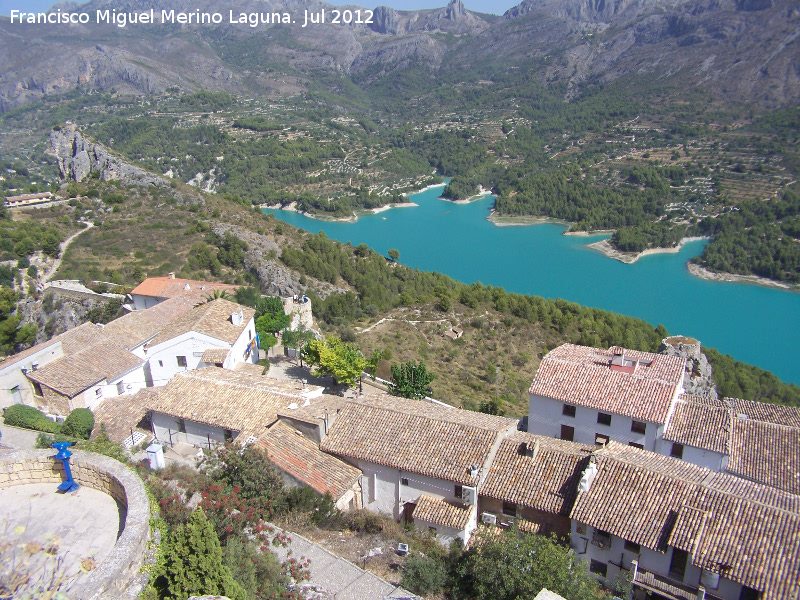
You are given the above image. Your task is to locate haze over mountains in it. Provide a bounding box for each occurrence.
[0,0,798,112]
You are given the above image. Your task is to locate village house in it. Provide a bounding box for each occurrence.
[129,274,238,310]
[664,393,800,494]
[569,441,800,600]
[320,395,518,546]
[141,298,259,387]
[23,324,147,414]
[478,432,593,538]
[146,367,362,509]
[527,344,686,451]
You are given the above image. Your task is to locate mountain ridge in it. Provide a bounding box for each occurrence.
[1,0,798,111]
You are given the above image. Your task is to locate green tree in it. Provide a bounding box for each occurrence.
[61,408,94,439]
[223,536,290,600]
[254,296,291,338]
[154,508,247,600]
[402,553,449,596]
[453,530,604,600]
[388,248,400,262]
[390,360,435,399]
[301,335,366,385]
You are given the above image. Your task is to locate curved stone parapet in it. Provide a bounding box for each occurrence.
[0,449,150,600]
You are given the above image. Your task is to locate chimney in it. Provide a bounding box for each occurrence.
[231,311,243,326]
[526,440,540,460]
[168,272,175,279]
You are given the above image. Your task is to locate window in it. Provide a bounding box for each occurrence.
[597,412,612,426]
[502,501,517,517]
[562,404,576,418]
[454,484,463,499]
[589,560,608,577]
[177,356,187,367]
[671,443,684,459]
[739,587,761,600]
[178,418,186,434]
[224,429,233,442]
[32,382,43,397]
[631,420,647,434]
[595,433,609,446]
[628,442,644,450]
[669,549,688,580]
[560,424,575,442]
[401,478,409,486]
[624,540,641,554]
[158,360,163,367]
[592,529,611,549]
[95,388,102,397]
[117,381,125,395]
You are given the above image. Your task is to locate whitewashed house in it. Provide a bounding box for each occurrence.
[24,326,147,414]
[569,442,797,600]
[142,298,258,387]
[320,395,518,546]
[527,344,686,451]
[129,274,238,311]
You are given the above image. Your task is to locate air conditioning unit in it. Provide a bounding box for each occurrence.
[462,485,477,505]
[481,512,497,525]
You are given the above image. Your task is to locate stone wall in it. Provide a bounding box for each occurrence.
[0,449,150,600]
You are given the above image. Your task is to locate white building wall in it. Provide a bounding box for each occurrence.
[356,460,467,520]
[225,317,258,369]
[151,412,235,448]
[145,332,230,387]
[655,441,728,471]
[571,522,743,599]
[131,294,162,311]
[0,343,64,409]
[527,393,662,450]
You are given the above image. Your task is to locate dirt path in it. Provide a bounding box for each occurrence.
[40,221,94,283]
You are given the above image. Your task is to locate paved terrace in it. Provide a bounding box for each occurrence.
[269,526,418,600]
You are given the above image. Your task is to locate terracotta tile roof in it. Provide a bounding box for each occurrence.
[413,494,474,531]
[130,276,238,300]
[517,519,542,535]
[321,396,517,485]
[664,394,730,454]
[102,296,198,349]
[147,298,254,347]
[234,361,267,376]
[729,398,800,428]
[529,344,685,424]
[571,442,800,599]
[727,417,800,495]
[150,368,322,440]
[480,433,593,515]
[201,348,230,364]
[27,337,144,398]
[258,421,361,500]
[665,395,800,493]
[278,394,348,427]
[92,388,158,444]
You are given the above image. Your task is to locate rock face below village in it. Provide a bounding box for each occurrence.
[659,336,718,400]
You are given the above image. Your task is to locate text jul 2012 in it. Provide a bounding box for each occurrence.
[9,8,375,28]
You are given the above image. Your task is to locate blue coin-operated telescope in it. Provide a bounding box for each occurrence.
[52,442,80,493]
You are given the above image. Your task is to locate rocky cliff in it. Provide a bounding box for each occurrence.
[49,124,167,186]
[659,336,718,400]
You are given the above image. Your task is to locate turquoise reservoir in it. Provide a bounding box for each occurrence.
[265,185,800,384]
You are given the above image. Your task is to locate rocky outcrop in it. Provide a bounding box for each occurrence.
[659,336,718,400]
[370,6,402,34]
[49,124,167,186]
[17,290,109,345]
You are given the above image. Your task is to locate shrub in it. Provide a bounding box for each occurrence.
[3,404,60,433]
[402,553,449,596]
[61,408,95,439]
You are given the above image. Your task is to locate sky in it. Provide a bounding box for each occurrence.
[0,0,520,18]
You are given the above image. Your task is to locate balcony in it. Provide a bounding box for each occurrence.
[630,562,724,600]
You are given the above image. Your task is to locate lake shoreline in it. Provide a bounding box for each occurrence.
[587,236,709,264]
[262,201,418,223]
[687,262,795,291]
